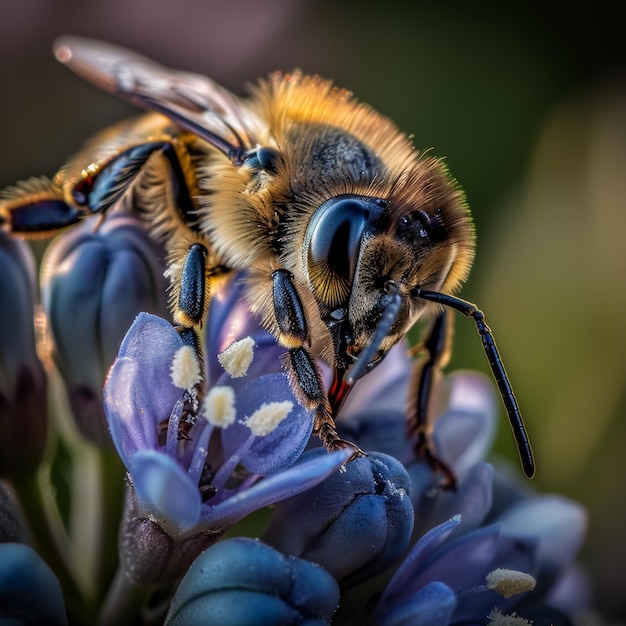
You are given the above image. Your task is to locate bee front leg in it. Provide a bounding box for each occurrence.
[408,309,458,489]
[271,270,362,458]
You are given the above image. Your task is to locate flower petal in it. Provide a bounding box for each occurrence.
[221,373,313,475]
[104,314,188,462]
[378,581,456,626]
[129,449,201,533]
[434,372,497,481]
[203,448,352,529]
[497,495,587,573]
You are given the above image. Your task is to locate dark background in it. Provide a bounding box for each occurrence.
[1,1,625,620]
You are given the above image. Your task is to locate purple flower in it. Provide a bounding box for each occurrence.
[104,311,351,583]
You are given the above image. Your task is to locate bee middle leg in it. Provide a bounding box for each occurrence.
[408,309,458,489]
[271,269,362,457]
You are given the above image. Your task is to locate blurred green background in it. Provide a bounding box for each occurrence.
[1,0,624,621]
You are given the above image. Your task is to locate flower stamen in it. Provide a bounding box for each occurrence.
[217,337,255,378]
[203,386,236,428]
[487,609,533,626]
[245,401,293,437]
[171,345,202,390]
[486,568,536,599]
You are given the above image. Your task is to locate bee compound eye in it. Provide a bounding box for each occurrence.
[304,197,369,305]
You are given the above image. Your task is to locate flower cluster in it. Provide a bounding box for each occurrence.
[0,217,589,625]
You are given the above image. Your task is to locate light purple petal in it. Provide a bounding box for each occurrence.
[201,448,352,530]
[117,313,185,419]
[382,515,461,604]
[129,449,201,532]
[105,358,155,464]
[497,495,588,571]
[434,372,497,481]
[221,373,313,475]
[413,462,494,539]
[378,581,456,626]
[335,341,412,419]
[412,525,527,592]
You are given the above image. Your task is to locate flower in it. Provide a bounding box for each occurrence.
[0,231,48,475]
[165,537,340,626]
[105,311,352,584]
[41,212,169,444]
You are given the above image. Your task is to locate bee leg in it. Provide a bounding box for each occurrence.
[408,309,458,490]
[0,178,86,235]
[71,140,196,222]
[1,138,195,236]
[272,270,362,458]
[164,241,215,437]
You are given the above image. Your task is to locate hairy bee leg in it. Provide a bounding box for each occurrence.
[408,310,458,489]
[163,242,215,439]
[0,135,197,237]
[71,139,196,221]
[0,178,86,235]
[271,270,362,457]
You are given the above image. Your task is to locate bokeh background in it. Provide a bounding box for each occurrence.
[1,1,625,621]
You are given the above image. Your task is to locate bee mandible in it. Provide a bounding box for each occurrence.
[0,37,534,486]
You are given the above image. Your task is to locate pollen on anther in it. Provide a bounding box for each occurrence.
[486,568,536,599]
[245,401,293,437]
[487,609,532,626]
[217,337,255,378]
[203,386,236,428]
[170,345,202,390]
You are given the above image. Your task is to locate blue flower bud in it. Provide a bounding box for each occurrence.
[0,232,47,475]
[165,537,339,626]
[41,213,168,443]
[263,450,414,587]
[0,543,67,625]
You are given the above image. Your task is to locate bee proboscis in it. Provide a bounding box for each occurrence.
[0,37,534,486]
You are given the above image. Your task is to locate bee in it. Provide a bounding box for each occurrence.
[0,37,534,486]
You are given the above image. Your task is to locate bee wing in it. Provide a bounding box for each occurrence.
[54,36,259,163]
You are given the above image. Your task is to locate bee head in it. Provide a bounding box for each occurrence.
[302,157,474,377]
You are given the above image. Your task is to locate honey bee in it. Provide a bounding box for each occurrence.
[0,37,534,485]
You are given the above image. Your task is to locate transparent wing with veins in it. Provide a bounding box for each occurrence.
[54,36,261,162]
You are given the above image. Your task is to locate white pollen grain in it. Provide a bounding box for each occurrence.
[217,337,255,378]
[245,401,293,437]
[170,346,202,390]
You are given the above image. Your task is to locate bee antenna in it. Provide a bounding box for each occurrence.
[346,281,401,386]
[416,289,535,479]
